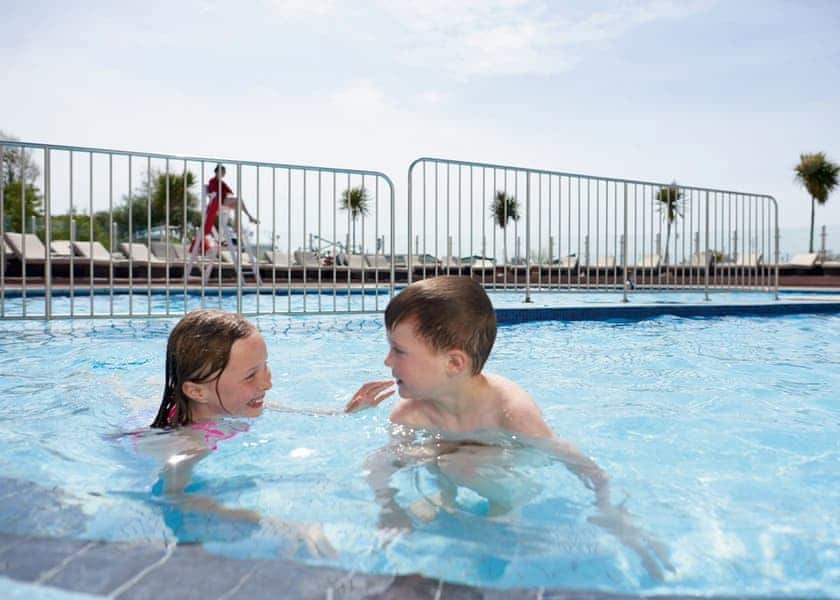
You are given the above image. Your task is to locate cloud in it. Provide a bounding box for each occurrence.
[381,0,712,78]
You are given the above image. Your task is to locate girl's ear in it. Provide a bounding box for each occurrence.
[446,349,469,376]
[181,381,207,404]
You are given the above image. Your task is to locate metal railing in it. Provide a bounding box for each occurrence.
[406,157,779,301]
[0,140,395,319]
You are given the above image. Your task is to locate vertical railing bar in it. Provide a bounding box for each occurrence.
[434,162,439,280]
[524,170,531,302]
[360,173,366,312]
[164,158,171,315]
[317,169,322,312]
[445,164,450,276]
[235,162,243,313]
[44,149,52,318]
[271,167,277,314]
[127,155,133,315]
[301,168,307,312]
[255,165,261,314]
[469,165,474,284]
[68,151,74,318]
[287,168,292,313]
[622,182,628,302]
[199,161,206,307]
[481,167,486,288]
[87,152,94,316]
[146,156,152,315]
[332,171,337,311]
[374,175,379,311]
[181,159,188,314]
[345,172,351,310]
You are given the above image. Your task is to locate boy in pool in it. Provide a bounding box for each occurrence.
[346,276,671,578]
[346,276,607,491]
[142,308,332,557]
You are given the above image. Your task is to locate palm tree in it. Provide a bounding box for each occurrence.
[655,182,683,265]
[794,152,840,253]
[491,191,520,262]
[340,186,370,253]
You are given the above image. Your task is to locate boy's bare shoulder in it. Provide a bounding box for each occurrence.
[390,397,433,428]
[484,373,554,439]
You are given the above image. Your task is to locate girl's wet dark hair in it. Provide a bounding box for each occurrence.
[151,309,255,428]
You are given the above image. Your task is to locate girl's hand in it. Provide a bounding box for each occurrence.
[345,380,395,413]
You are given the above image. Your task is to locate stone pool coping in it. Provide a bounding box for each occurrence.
[0,532,817,600]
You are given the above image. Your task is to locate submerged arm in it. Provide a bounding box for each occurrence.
[156,434,334,558]
[543,437,673,580]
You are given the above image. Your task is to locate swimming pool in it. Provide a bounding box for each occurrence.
[0,309,838,596]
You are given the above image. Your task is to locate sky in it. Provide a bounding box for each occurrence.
[2,0,840,251]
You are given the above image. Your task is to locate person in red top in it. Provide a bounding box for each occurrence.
[192,164,259,254]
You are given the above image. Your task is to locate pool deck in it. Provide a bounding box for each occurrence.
[0,532,807,600]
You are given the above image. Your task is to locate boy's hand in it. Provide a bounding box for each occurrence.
[345,380,395,413]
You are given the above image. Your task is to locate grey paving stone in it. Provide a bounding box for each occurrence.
[0,536,89,583]
[117,544,259,600]
[365,574,442,599]
[236,558,349,599]
[326,571,394,599]
[43,539,168,596]
[480,589,539,600]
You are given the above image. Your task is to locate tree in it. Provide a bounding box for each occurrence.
[655,182,683,265]
[491,190,520,262]
[113,170,201,241]
[794,152,840,253]
[1,131,44,233]
[340,186,370,253]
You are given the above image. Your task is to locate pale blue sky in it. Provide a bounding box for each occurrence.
[2,0,839,242]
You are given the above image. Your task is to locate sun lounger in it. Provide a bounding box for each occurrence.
[150,241,188,263]
[120,242,169,279]
[689,251,714,267]
[734,253,763,267]
[3,232,65,277]
[69,240,130,278]
[639,254,661,268]
[593,256,616,268]
[50,240,75,258]
[264,250,293,268]
[364,253,390,269]
[787,253,818,268]
[293,250,321,268]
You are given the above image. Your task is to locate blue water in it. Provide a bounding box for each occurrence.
[0,311,838,595]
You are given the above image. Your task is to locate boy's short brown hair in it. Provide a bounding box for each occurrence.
[385,276,496,375]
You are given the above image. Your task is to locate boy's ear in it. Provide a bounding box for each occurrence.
[446,349,469,376]
[181,381,207,404]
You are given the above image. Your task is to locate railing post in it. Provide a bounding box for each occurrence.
[407,161,415,284]
[622,181,628,303]
[524,171,532,303]
[774,201,780,300]
[704,190,710,301]
[44,148,52,319]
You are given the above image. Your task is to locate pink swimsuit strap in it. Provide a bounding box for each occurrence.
[190,421,239,450]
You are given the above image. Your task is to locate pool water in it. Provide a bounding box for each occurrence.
[0,311,838,596]
[0,288,790,319]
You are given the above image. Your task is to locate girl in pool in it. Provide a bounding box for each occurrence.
[141,308,332,557]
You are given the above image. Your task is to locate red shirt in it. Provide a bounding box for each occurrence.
[203,176,234,235]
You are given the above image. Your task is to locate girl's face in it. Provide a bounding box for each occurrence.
[188,330,272,420]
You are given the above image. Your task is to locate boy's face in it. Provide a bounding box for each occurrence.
[189,330,272,419]
[384,318,451,400]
